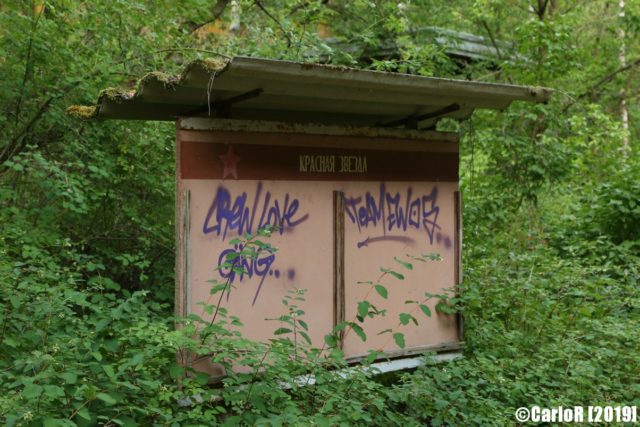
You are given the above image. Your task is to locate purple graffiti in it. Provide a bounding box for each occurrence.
[435,232,452,250]
[203,183,307,306]
[345,183,440,247]
[218,243,275,306]
[357,235,415,248]
[203,182,309,240]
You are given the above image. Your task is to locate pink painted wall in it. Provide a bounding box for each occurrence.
[183,179,459,359]
[175,128,461,363]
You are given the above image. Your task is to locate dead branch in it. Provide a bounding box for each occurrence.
[254,0,292,47]
[190,0,231,34]
[562,57,640,112]
[480,19,503,60]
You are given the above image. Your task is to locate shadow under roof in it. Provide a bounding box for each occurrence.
[73,56,552,130]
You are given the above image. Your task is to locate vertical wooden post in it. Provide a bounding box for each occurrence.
[454,190,464,342]
[333,191,345,348]
[174,127,182,320]
[175,128,191,320]
[174,125,188,371]
[183,190,191,318]
[454,191,462,286]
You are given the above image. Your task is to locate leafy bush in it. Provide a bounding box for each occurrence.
[2,1,640,425]
[0,231,179,425]
[592,164,640,244]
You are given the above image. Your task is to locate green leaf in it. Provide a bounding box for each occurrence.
[76,407,91,420]
[299,330,312,345]
[9,295,21,308]
[419,304,432,317]
[274,327,292,335]
[43,385,65,398]
[116,381,139,391]
[374,284,388,299]
[298,319,309,331]
[393,332,405,348]
[316,417,333,427]
[364,351,381,365]
[104,339,119,353]
[209,283,227,294]
[399,312,417,325]
[3,337,18,348]
[97,392,117,405]
[357,300,370,318]
[43,418,67,427]
[436,302,456,314]
[394,256,413,270]
[422,252,442,261]
[83,386,97,401]
[103,364,116,380]
[224,251,239,260]
[60,372,78,384]
[381,267,404,280]
[333,321,349,332]
[22,384,43,399]
[118,416,139,427]
[169,364,185,379]
[324,334,337,347]
[273,315,294,326]
[351,323,367,342]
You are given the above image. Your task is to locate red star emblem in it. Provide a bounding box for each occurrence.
[219,145,240,179]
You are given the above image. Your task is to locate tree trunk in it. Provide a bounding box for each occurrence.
[618,0,630,158]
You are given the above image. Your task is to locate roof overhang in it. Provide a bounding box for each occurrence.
[70,56,552,130]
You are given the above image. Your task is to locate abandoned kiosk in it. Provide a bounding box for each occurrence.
[75,57,551,373]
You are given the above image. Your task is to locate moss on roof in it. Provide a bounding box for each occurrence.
[190,57,229,73]
[66,57,231,119]
[65,105,98,119]
[139,71,178,89]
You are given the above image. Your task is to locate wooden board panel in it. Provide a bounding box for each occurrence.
[342,181,459,358]
[176,130,461,363]
[180,140,458,181]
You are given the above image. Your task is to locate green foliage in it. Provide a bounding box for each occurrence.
[2,0,640,425]
[0,242,177,425]
[592,164,640,243]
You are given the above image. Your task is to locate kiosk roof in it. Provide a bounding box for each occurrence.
[72,56,551,129]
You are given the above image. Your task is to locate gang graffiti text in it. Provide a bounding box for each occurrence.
[203,183,308,305]
[344,183,440,247]
[203,182,308,239]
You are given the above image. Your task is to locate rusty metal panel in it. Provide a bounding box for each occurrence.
[178,117,459,143]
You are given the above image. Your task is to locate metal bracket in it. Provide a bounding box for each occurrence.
[183,88,263,118]
[379,103,460,129]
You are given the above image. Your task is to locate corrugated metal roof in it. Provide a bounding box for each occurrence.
[325,26,519,62]
[71,56,551,129]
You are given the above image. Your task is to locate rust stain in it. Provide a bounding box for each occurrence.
[178,118,460,143]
